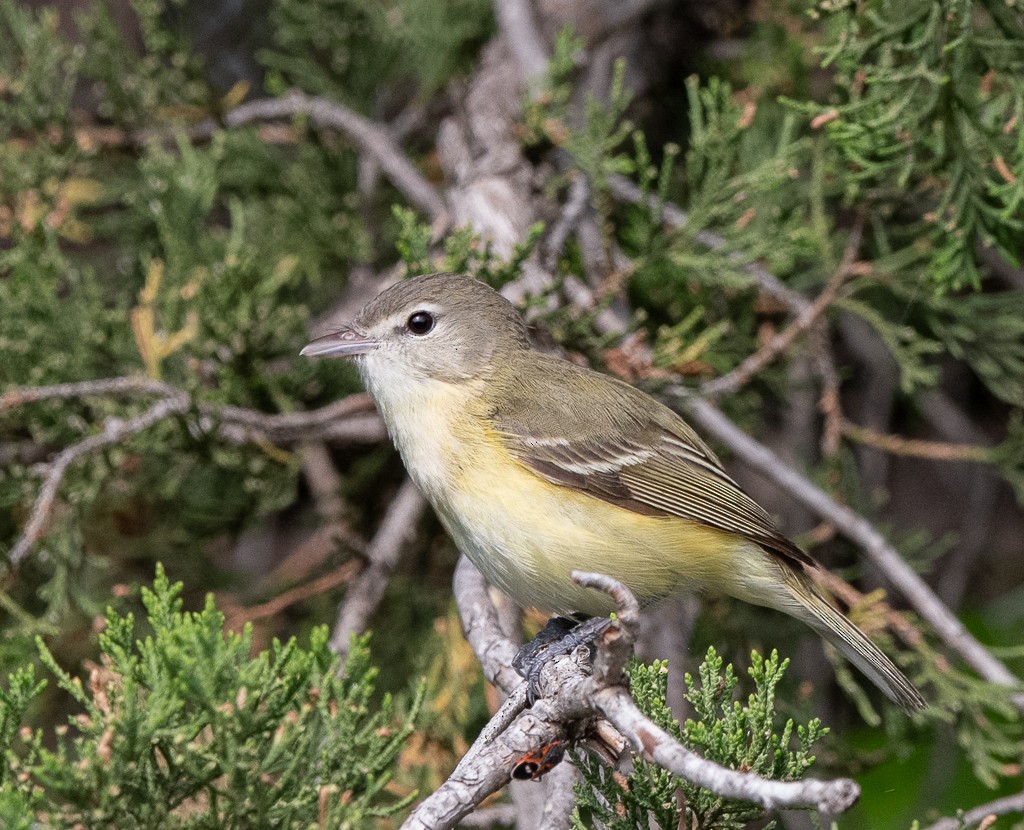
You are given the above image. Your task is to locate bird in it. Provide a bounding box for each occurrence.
[302,272,925,712]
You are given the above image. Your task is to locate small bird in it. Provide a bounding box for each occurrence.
[303,273,925,712]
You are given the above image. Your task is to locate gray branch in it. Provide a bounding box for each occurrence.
[921,788,1024,830]
[676,393,1024,708]
[329,478,426,658]
[220,91,448,222]
[591,686,859,814]
[409,561,862,830]
[8,395,192,566]
[4,380,384,567]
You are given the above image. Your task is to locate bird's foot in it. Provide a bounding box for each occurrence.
[513,615,612,703]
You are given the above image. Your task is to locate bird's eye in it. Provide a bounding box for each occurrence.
[406,311,435,335]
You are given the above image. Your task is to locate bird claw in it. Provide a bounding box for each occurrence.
[513,615,612,704]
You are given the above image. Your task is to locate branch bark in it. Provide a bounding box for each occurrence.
[8,395,192,566]
[921,789,1024,830]
[4,380,383,567]
[413,560,862,830]
[329,478,426,658]
[219,92,448,223]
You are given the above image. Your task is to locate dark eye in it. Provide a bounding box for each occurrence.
[406,311,435,335]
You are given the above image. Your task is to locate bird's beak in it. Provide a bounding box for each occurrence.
[300,325,377,358]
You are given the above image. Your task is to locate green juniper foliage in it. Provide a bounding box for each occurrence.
[392,205,543,289]
[572,649,827,830]
[795,0,1024,292]
[0,566,422,829]
[262,0,492,106]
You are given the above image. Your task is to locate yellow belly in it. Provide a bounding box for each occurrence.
[437,428,760,616]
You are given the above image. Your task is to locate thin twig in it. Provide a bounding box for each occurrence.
[921,788,1024,830]
[248,520,368,605]
[233,559,364,625]
[2,376,378,437]
[0,376,179,411]
[542,175,591,272]
[301,441,348,524]
[5,381,382,567]
[212,398,384,445]
[8,395,191,566]
[72,94,446,225]
[701,223,863,399]
[329,479,426,658]
[219,92,447,222]
[839,419,993,463]
[675,394,1024,708]
[591,686,858,813]
[357,101,430,200]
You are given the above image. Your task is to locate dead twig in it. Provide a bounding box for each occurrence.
[0,376,179,411]
[72,95,446,226]
[542,175,591,272]
[232,558,364,625]
[2,377,379,439]
[211,401,384,446]
[301,441,348,524]
[838,419,993,464]
[329,479,426,658]
[921,788,1024,830]
[8,395,191,566]
[701,222,864,399]
[4,380,382,568]
[218,91,447,224]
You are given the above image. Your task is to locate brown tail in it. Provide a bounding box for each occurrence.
[786,574,926,713]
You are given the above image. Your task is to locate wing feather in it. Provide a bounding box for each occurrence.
[496,411,812,570]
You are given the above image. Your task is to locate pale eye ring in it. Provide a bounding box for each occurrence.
[406,311,435,335]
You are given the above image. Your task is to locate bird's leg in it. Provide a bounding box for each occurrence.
[513,615,612,703]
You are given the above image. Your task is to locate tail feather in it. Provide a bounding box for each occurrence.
[787,575,926,713]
